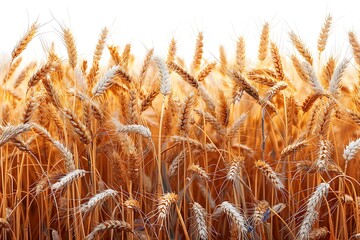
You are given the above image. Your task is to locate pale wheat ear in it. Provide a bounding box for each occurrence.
[85,220,134,240]
[156,192,178,226]
[213,201,248,235]
[80,189,117,215]
[50,169,86,192]
[191,202,208,240]
[298,182,330,240]
[91,65,120,97]
[154,56,171,96]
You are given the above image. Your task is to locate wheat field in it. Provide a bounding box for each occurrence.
[0,15,360,239]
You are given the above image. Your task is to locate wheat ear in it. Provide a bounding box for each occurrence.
[318,15,332,57]
[280,140,308,160]
[0,123,31,147]
[213,201,247,235]
[12,21,38,60]
[50,169,86,192]
[156,192,178,224]
[254,159,284,191]
[258,22,270,62]
[349,31,360,66]
[154,56,171,96]
[85,220,133,240]
[92,65,120,97]
[289,31,313,65]
[62,27,78,69]
[80,189,117,215]
[113,118,151,138]
[298,182,330,240]
[191,202,208,240]
[191,32,204,71]
[328,58,349,96]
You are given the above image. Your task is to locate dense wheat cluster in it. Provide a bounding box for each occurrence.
[1,15,360,239]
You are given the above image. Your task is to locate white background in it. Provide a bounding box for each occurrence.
[1,0,360,65]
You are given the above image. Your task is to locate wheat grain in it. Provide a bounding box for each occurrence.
[228,70,259,100]
[301,61,325,94]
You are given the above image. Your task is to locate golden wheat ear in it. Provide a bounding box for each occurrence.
[258,22,270,62]
[12,21,39,61]
[318,15,332,58]
[62,27,77,69]
[191,32,204,72]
